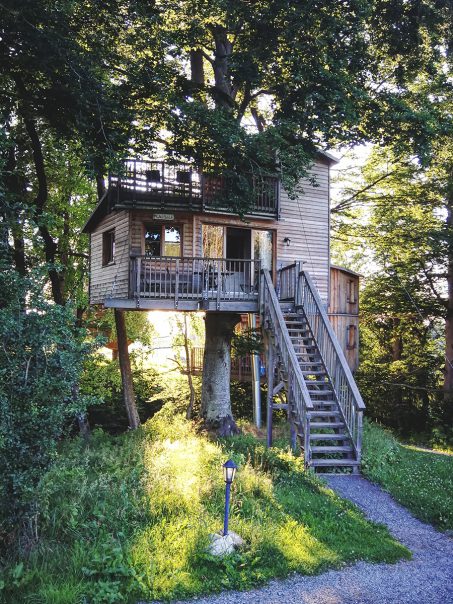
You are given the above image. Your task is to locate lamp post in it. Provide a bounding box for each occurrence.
[222,459,237,536]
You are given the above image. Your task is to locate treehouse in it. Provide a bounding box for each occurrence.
[83,155,365,473]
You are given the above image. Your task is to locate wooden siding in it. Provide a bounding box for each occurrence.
[130,210,194,257]
[329,266,359,315]
[277,160,330,301]
[90,210,130,304]
[328,266,360,372]
[328,315,359,372]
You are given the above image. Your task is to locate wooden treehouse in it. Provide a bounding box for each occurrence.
[83,156,365,472]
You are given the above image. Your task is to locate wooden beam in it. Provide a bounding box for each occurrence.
[114,309,140,429]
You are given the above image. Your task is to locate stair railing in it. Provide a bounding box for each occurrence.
[296,270,365,461]
[261,269,314,466]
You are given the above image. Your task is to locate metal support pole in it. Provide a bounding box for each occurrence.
[266,337,274,448]
[249,313,262,428]
[223,482,231,536]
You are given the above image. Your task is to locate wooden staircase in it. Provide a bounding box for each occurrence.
[260,265,365,473]
[284,312,359,473]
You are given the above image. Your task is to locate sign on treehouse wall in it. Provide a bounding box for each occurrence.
[153,213,174,221]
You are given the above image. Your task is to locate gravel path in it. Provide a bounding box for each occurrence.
[146,476,453,604]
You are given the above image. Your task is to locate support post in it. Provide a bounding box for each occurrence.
[114,309,141,429]
[266,337,274,448]
[249,314,262,429]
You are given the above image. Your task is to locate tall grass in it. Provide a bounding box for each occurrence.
[362,420,453,530]
[1,407,409,603]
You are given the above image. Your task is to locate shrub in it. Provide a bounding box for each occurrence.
[0,269,94,552]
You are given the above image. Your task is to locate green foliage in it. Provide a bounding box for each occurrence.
[0,269,95,547]
[232,328,263,357]
[362,421,453,529]
[80,352,163,432]
[0,408,408,602]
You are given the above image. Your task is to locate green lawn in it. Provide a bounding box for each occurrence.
[362,420,453,530]
[1,407,409,604]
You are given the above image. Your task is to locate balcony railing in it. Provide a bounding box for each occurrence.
[130,256,260,309]
[109,159,279,217]
[188,347,265,381]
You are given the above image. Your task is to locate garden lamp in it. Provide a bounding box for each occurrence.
[222,459,237,536]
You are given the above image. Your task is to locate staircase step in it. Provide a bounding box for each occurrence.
[305,380,330,385]
[311,445,353,453]
[301,370,325,376]
[310,432,348,439]
[310,459,360,467]
[309,410,341,418]
[310,421,345,429]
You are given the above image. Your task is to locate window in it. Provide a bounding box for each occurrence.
[144,224,181,257]
[347,279,357,304]
[202,224,224,257]
[347,324,358,350]
[102,229,115,266]
[253,230,273,271]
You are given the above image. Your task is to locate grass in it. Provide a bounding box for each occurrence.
[361,420,453,530]
[0,406,409,604]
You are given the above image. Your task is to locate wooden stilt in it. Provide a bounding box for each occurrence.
[266,339,274,448]
[114,309,140,429]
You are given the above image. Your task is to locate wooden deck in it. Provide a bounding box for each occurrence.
[104,256,261,311]
[108,159,279,218]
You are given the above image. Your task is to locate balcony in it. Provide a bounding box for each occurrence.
[108,159,279,218]
[103,256,261,311]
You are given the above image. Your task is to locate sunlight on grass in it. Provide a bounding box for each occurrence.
[0,407,410,603]
[273,519,338,570]
[362,421,453,530]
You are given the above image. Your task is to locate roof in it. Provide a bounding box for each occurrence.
[317,150,340,164]
[82,192,110,234]
[330,264,362,278]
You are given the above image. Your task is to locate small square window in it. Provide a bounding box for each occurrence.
[102,229,115,266]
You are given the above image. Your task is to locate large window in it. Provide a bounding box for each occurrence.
[102,229,115,266]
[202,224,273,269]
[253,230,273,271]
[144,224,181,257]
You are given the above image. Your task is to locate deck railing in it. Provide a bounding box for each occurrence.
[109,159,279,217]
[261,269,314,465]
[130,256,260,307]
[296,270,365,460]
[278,262,300,300]
[188,347,263,381]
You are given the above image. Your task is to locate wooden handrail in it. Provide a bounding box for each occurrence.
[296,270,365,459]
[298,271,365,409]
[261,269,314,466]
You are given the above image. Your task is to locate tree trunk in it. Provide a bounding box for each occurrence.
[190,49,205,86]
[114,309,140,429]
[201,312,240,436]
[444,199,453,397]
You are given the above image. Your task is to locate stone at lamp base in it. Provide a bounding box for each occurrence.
[208,531,245,556]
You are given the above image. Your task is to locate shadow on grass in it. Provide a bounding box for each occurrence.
[0,411,410,604]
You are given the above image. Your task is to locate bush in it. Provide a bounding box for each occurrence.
[0,270,94,552]
[81,352,163,433]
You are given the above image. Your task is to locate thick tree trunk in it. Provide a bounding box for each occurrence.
[114,309,140,429]
[444,200,453,397]
[201,312,240,436]
[190,49,205,86]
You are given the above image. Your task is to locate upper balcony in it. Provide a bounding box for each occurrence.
[107,159,280,219]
